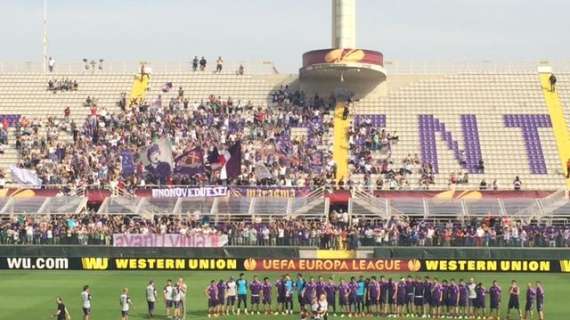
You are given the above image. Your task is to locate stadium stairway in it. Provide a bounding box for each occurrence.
[129,73,149,103]
[539,71,570,189]
[332,101,350,182]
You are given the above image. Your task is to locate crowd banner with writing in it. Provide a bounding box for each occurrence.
[230,187,312,198]
[151,186,228,198]
[1,257,570,272]
[113,234,228,248]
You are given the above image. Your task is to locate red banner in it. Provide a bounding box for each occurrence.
[242,258,420,273]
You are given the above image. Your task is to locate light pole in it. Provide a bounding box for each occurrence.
[42,0,48,73]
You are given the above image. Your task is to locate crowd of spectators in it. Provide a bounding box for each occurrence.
[1,213,569,248]
[14,79,341,190]
[47,78,78,92]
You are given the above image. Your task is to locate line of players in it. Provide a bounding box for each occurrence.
[204,274,545,320]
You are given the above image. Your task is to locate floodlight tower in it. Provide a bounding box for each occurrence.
[299,0,386,98]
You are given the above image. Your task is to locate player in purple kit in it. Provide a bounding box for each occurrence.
[386,278,396,317]
[338,279,350,317]
[423,277,433,318]
[262,277,273,315]
[474,282,486,319]
[430,279,442,319]
[395,277,408,318]
[524,283,536,320]
[303,277,317,311]
[536,281,544,320]
[441,280,449,318]
[216,279,225,316]
[405,275,415,317]
[275,276,285,314]
[379,276,388,316]
[205,280,218,318]
[249,275,263,314]
[413,276,425,318]
[367,276,380,316]
[507,280,521,320]
[316,276,326,299]
[325,277,338,316]
[446,279,459,319]
[458,279,469,319]
[489,280,502,319]
[348,277,358,317]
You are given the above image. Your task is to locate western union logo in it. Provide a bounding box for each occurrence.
[82,258,109,270]
[424,260,551,272]
[560,260,570,272]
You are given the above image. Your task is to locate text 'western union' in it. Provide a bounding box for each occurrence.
[424,260,551,272]
[115,258,237,270]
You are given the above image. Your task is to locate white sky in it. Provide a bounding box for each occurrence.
[1,0,568,72]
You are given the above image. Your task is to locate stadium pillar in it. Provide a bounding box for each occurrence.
[332,0,356,48]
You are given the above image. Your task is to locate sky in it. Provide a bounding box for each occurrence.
[0,0,569,73]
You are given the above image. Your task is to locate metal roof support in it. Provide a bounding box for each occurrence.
[498,199,507,217]
[172,197,183,215]
[134,198,147,216]
[324,197,330,222]
[0,197,15,214]
[36,197,52,215]
[286,198,293,215]
[460,200,468,223]
[97,197,110,215]
[422,198,429,219]
[210,198,219,215]
[75,197,89,215]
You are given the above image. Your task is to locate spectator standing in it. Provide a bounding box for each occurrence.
[192,56,199,72]
[199,56,207,71]
[216,56,224,73]
[48,57,55,72]
[549,73,557,92]
[566,158,570,178]
[238,64,245,75]
[513,176,522,191]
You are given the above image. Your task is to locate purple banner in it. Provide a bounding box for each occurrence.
[113,233,228,247]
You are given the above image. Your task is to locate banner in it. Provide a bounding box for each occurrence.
[230,187,312,198]
[141,138,173,181]
[10,166,42,187]
[1,257,570,272]
[151,186,227,198]
[112,233,228,248]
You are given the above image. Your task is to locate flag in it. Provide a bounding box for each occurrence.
[10,166,42,187]
[254,163,273,180]
[219,141,241,180]
[174,147,204,176]
[121,150,135,177]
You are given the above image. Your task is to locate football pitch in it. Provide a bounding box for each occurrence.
[0,271,567,320]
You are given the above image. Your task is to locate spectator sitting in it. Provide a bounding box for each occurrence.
[477,159,485,173]
[479,179,487,190]
[513,176,522,191]
[238,64,244,75]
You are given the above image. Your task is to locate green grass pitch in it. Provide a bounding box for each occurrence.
[0,271,567,320]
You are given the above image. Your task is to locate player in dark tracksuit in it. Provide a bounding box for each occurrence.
[405,276,415,316]
[387,278,396,317]
[474,283,486,318]
[338,280,350,315]
[275,277,285,314]
[348,277,358,316]
[524,283,536,320]
[217,280,226,315]
[458,279,469,318]
[414,277,425,317]
[536,281,545,320]
[367,276,380,315]
[507,280,521,320]
[489,281,502,319]
[423,277,433,317]
[379,276,389,315]
[395,278,407,318]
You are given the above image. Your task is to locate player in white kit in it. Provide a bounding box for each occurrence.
[81,285,92,320]
[146,280,157,318]
[120,288,133,320]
